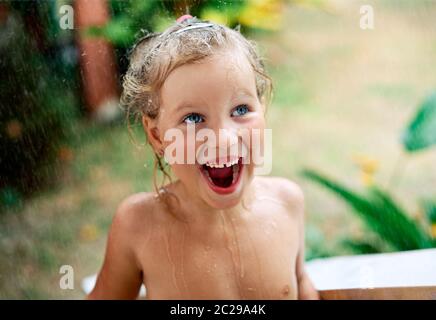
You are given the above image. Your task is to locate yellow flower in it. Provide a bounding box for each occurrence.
[201,8,230,26]
[353,154,379,187]
[431,224,436,239]
[239,0,284,31]
[361,171,374,187]
[79,223,99,242]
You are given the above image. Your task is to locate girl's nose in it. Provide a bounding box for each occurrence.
[214,126,238,148]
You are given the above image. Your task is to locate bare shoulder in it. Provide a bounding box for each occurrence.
[255,176,305,215]
[111,192,160,236]
[88,192,159,299]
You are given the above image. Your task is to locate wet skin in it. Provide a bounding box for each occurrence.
[88,50,319,300]
[89,177,316,299]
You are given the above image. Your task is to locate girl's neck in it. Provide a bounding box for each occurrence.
[165,178,256,226]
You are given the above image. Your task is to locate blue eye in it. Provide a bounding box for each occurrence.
[183,113,204,124]
[231,105,249,117]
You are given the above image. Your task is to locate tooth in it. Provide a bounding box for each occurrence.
[204,169,213,183]
[232,164,239,184]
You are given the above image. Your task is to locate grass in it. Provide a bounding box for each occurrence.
[1,0,436,298]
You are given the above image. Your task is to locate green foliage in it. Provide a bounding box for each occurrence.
[302,90,436,255]
[302,169,435,253]
[86,0,167,47]
[423,200,436,224]
[305,224,333,260]
[402,91,436,152]
[342,238,386,254]
[88,0,261,49]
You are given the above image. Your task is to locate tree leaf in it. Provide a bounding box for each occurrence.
[402,91,436,152]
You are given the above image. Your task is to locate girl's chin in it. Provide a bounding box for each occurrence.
[201,187,245,209]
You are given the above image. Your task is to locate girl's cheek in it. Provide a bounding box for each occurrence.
[171,164,199,188]
[237,111,266,131]
[242,116,267,165]
[248,112,266,129]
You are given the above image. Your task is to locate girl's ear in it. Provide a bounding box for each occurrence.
[142,115,163,154]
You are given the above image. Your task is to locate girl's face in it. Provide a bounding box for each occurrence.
[148,49,266,209]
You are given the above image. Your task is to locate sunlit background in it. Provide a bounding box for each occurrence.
[1,0,436,298]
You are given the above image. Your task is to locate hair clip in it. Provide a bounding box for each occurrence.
[177,14,193,23]
[174,22,215,35]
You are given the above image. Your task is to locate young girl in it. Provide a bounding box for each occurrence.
[88,15,318,300]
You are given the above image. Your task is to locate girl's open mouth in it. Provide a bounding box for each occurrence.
[199,157,243,195]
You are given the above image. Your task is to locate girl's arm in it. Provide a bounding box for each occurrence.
[87,201,143,300]
[280,177,319,300]
[295,193,319,300]
[296,257,319,300]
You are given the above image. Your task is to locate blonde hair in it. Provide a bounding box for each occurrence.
[121,17,273,214]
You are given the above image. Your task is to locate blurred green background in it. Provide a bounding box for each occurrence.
[1,0,436,298]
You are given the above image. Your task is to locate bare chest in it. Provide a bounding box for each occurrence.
[139,214,300,299]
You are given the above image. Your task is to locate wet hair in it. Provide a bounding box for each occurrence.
[121,17,273,215]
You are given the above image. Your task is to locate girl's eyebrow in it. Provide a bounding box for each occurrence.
[174,102,196,114]
[232,89,255,99]
[173,90,255,113]
[174,96,208,113]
